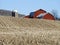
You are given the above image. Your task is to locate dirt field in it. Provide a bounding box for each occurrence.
[0,16,60,45]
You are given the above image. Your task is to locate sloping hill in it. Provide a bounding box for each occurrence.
[0,16,60,45]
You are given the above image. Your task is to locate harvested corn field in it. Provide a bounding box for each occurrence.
[0,16,60,45]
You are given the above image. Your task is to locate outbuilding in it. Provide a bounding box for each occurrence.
[25,9,55,20]
[43,13,55,20]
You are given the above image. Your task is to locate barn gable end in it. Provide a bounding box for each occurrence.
[43,13,55,20]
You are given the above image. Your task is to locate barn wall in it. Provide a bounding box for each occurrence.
[43,13,55,20]
[33,9,46,18]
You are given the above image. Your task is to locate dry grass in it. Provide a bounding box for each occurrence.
[0,16,60,45]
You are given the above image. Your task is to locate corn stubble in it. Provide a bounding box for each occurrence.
[0,16,60,45]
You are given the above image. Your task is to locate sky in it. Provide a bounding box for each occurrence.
[0,0,60,18]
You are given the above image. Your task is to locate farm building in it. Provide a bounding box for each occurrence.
[0,9,55,20]
[0,9,25,17]
[25,9,55,20]
[43,13,55,20]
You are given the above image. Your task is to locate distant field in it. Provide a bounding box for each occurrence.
[0,16,60,45]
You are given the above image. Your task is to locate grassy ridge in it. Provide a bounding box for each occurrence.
[0,16,60,45]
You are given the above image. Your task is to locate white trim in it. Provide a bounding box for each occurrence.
[37,13,47,17]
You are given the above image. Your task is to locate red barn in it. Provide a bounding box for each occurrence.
[25,9,46,18]
[33,9,46,18]
[43,13,55,20]
[24,9,55,20]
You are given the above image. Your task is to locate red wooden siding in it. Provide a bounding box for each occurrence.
[43,13,55,20]
[33,9,46,18]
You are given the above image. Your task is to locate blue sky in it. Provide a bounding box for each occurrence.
[0,0,60,17]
